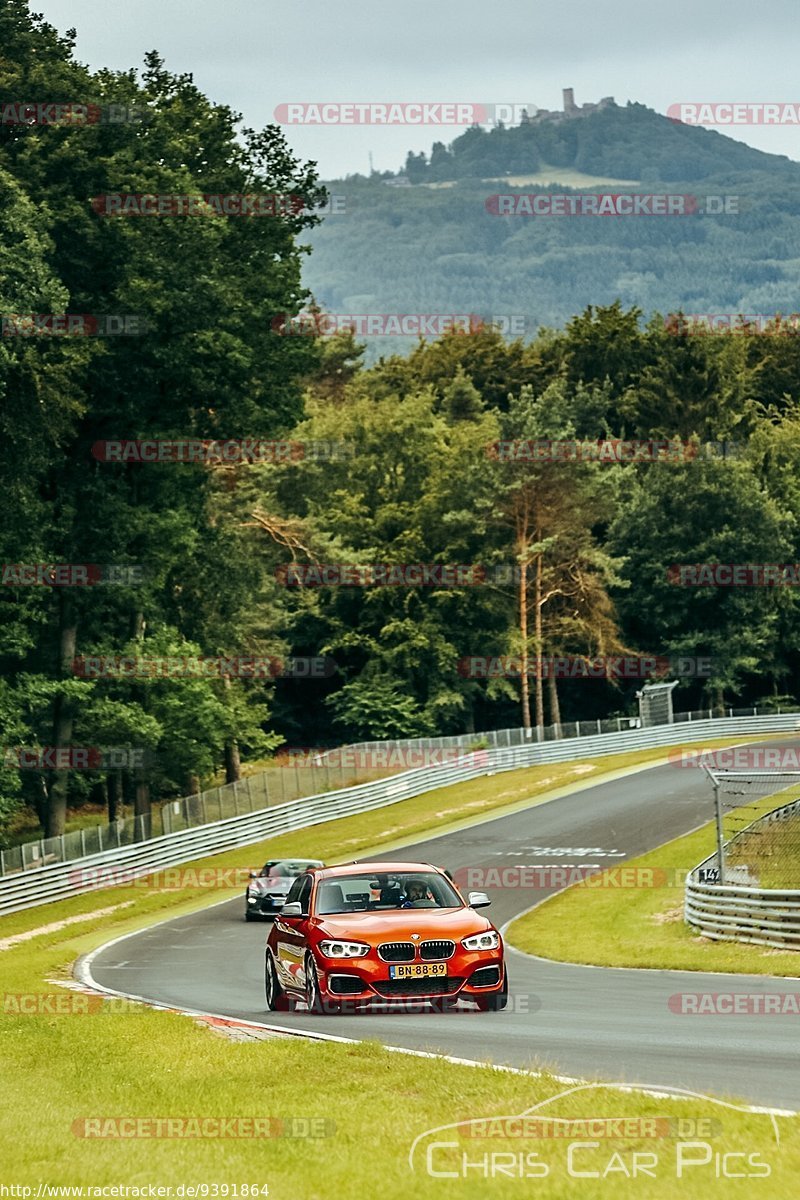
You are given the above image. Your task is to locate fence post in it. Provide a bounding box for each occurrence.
[576,721,581,738]
[80,829,86,856]
[597,719,601,735]
[713,776,726,885]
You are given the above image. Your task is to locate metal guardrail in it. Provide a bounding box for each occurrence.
[319,706,772,760]
[686,797,800,950]
[1,703,777,877]
[2,711,799,916]
[0,756,393,878]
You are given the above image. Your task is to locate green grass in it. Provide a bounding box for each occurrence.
[507,788,800,975]
[3,734,800,1197]
[728,813,800,889]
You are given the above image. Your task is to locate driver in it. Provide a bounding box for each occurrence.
[401,879,428,907]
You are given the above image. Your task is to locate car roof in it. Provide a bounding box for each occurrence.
[312,861,443,880]
[266,858,324,865]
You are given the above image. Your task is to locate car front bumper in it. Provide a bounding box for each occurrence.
[316,952,506,1006]
[246,892,289,916]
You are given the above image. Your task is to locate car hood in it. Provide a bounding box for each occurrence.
[249,876,293,893]
[311,907,495,941]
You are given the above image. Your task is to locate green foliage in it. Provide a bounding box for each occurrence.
[3,5,800,840]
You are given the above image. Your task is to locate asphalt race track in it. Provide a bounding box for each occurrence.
[88,747,800,1109]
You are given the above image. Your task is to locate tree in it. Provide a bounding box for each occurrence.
[482,381,626,727]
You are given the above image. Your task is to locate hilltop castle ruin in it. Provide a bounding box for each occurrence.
[524,89,616,124]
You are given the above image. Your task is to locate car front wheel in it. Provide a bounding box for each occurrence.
[265,951,294,1012]
[305,954,340,1015]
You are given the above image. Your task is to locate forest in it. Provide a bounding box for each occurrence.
[2,0,800,842]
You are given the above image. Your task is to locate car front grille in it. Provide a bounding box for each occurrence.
[377,942,416,962]
[420,939,455,961]
[373,976,464,997]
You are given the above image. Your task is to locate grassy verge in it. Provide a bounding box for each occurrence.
[507,788,800,976]
[3,735,800,1197]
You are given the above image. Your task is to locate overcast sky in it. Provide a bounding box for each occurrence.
[32,0,800,179]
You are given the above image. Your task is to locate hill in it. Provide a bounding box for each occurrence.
[302,102,800,357]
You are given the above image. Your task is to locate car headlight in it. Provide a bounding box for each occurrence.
[318,940,370,958]
[461,931,500,951]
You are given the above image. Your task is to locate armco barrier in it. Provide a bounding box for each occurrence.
[0,704,776,876]
[685,797,800,950]
[2,712,799,916]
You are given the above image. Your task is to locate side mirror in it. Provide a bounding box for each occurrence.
[468,890,491,909]
[280,901,303,917]
[249,872,258,879]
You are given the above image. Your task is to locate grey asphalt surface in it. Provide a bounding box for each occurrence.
[89,747,800,1109]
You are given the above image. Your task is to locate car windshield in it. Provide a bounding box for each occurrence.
[260,860,321,878]
[315,871,461,915]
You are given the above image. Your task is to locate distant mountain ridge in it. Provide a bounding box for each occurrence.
[303,99,800,361]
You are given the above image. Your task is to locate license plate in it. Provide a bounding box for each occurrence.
[388,963,447,979]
